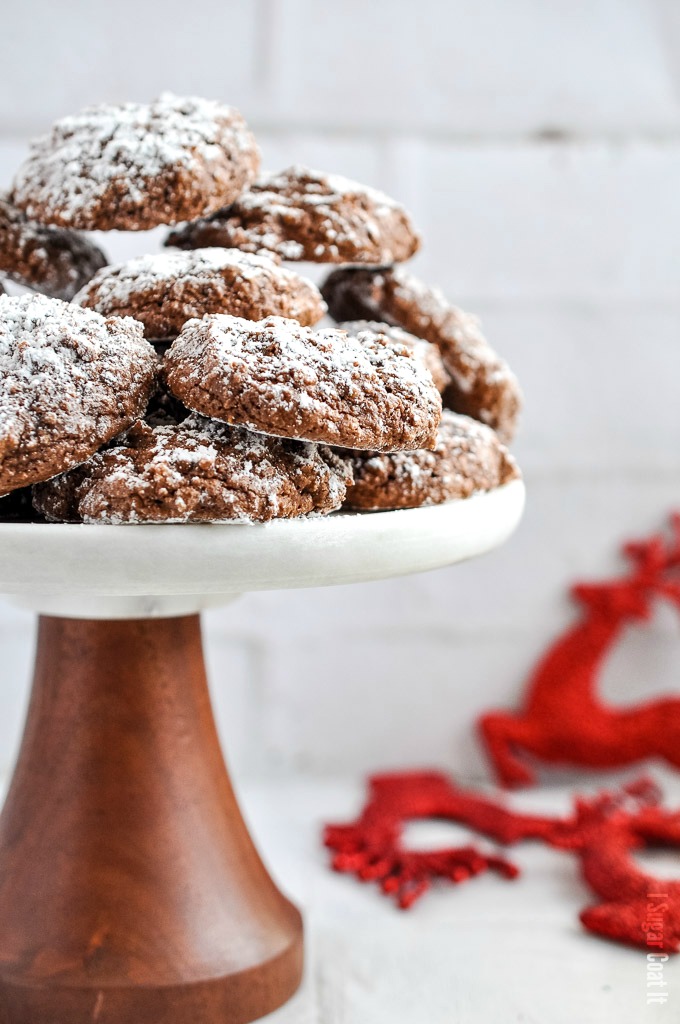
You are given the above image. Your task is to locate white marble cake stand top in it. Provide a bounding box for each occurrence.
[0,479,525,618]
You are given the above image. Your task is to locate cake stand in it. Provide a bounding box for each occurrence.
[0,479,524,1024]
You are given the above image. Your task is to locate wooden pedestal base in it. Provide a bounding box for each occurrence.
[0,615,303,1024]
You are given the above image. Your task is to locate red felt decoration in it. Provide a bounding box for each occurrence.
[324,516,680,950]
[324,770,562,909]
[479,513,680,787]
[324,771,680,953]
[550,779,680,953]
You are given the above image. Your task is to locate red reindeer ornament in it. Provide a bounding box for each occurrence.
[549,780,680,953]
[324,772,680,953]
[480,514,680,787]
[324,771,562,909]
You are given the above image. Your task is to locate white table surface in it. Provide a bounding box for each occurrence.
[235,772,680,1024]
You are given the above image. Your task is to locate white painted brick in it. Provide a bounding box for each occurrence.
[270,0,679,135]
[258,631,531,777]
[656,0,680,100]
[254,134,386,185]
[257,616,680,779]
[3,467,680,782]
[0,0,677,787]
[0,142,29,186]
[405,141,680,302]
[206,475,680,644]
[204,632,266,777]
[3,481,680,780]
[255,574,680,779]
[1,2,675,139]
[5,139,679,303]
[0,0,261,135]
[476,303,680,475]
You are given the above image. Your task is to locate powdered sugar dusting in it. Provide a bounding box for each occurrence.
[34,414,353,524]
[76,248,313,307]
[0,293,157,492]
[0,193,108,300]
[12,93,260,229]
[75,248,325,338]
[340,319,449,394]
[164,315,442,451]
[386,267,519,398]
[346,410,520,511]
[244,165,409,223]
[167,164,420,264]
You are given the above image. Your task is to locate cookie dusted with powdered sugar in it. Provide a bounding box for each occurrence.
[0,193,107,300]
[322,266,522,443]
[75,248,326,340]
[11,94,260,231]
[339,319,449,394]
[345,410,520,511]
[33,415,353,524]
[166,166,420,263]
[163,315,442,452]
[0,294,157,495]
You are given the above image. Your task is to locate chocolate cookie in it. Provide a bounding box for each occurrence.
[75,248,326,339]
[345,410,520,511]
[163,315,442,452]
[166,166,420,264]
[321,267,522,443]
[340,319,449,394]
[0,294,157,495]
[0,193,107,300]
[33,415,353,524]
[12,94,260,231]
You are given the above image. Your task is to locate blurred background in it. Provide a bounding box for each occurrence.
[0,0,679,783]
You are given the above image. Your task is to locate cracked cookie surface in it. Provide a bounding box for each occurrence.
[345,410,520,511]
[0,193,107,300]
[164,315,442,451]
[76,248,326,339]
[12,94,260,231]
[33,415,353,524]
[0,294,157,494]
[166,165,420,263]
[322,266,522,443]
[339,319,449,394]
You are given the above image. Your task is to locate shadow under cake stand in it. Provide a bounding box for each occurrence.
[0,479,524,1024]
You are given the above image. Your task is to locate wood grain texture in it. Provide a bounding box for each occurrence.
[0,615,302,1024]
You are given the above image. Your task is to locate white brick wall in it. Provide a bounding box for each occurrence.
[1,0,679,781]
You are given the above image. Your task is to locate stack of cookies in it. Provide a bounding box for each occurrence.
[0,94,521,525]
